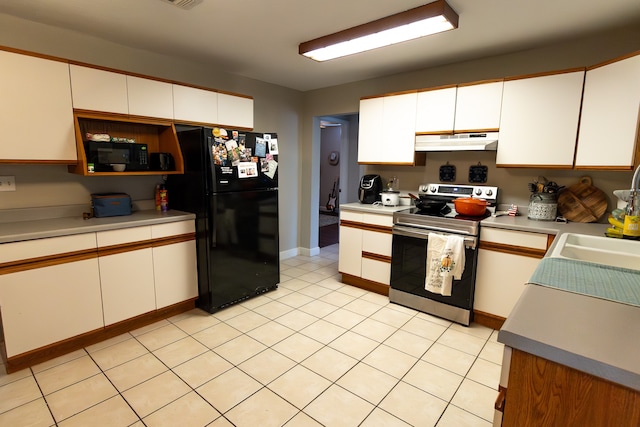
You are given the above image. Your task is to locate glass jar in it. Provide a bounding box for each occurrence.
[528,193,558,221]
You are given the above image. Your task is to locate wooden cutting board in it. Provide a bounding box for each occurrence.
[557,176,608,222]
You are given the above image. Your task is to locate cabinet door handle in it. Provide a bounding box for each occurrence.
[495,385,507,412]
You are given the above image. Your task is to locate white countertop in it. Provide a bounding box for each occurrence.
[0,209,195,244]
[340,202,411,215]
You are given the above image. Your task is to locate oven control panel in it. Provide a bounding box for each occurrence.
[418,183,498,202]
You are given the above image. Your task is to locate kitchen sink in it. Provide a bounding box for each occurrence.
[548,233,640,271]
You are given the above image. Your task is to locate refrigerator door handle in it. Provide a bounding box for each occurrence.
[209,215,217,248]
[209,196,217,248]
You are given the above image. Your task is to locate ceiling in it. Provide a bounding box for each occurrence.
[1,0,640,91]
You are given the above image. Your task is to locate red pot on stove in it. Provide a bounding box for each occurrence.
[454,196,488,216]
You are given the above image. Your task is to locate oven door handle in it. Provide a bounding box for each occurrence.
[393,225,477,249]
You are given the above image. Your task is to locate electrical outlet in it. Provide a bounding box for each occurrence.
[0,176,16,192]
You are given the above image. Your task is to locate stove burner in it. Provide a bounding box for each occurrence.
[454,211,492,221]
[414,205,452,216]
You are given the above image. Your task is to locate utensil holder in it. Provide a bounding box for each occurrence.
[528,193,557,221]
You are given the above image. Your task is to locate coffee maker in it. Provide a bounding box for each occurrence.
[359,174,382,204]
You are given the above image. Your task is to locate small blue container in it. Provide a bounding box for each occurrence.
[91,193,132,218]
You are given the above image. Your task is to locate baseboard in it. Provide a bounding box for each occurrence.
[341,273,390,296]
[298,246,320,257]
[473,309,506,330]
[4,299,196,374]
[279,247,299,260]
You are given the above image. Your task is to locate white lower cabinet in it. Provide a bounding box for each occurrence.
[0,259,103,358]
[361,228,393,285]
[0,219,197,368]
[99,248,156,325]
[338,210,393,290]
[151,221,198,308]
[153,241,198,308]
[474,228,550,319]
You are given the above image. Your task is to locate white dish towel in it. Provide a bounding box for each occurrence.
[425,233,466,296]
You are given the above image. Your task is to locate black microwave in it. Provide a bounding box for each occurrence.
[84,141,150,172]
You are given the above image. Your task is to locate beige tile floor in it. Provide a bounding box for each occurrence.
[0,243,502,427]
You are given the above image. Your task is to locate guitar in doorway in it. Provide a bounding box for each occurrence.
[326,178,338,212]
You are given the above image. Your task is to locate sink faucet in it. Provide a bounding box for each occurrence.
[632,164,640,193]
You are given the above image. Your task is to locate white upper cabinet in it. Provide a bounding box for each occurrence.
[127,76,174,119]
[454,81,503,132]
[0,50,76,162]
[575,53,640,169]
[217,93,254,129]
[69,65,128,114]
[415,86,456,134]
[358,97,384,163]
[173,84,218,124]
[496,70,585,167]
[358,92,417,164]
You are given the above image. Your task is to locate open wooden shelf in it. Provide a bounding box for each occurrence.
[68,110,185,176]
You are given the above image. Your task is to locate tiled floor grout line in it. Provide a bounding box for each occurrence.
[0,245,500,426]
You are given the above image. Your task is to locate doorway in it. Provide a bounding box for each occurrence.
[319,120,341,247]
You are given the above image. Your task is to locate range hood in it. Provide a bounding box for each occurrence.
[415,132,498,151]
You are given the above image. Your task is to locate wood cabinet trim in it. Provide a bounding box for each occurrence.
[0,45,69,64]
[360,89,418,100]
[450,127,499,134]
[456,78,504,87]
[473,309,506,330]
[67,61,253,100]
[68,111,185,176]
[415,130,455,136]
[504,67,586,82]
[340,273,389,296]
[0,249,98,275]
[3,298,196,374]
[574,165,636,171]
[361,251,392,263]
[0,232,195,274]
[0,159,77,165]
[151,233,196,248]
[586,49,640,71]
[479,241,547,259]
[496,163,574,169]
[416,83,457,92]
[0,46,253,101]
[358,161,417,166]
[339,220,393,234]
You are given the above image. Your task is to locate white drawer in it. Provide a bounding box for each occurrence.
[340,211,363,222]
[361,258,391,285]
[362,213,394,227]
[151,220,195,238]
[480,227,549,250]
[0,233,97,263]
[362,230,392,257]
[96,226,152,247]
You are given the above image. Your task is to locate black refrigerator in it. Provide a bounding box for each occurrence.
[167,125,280,313]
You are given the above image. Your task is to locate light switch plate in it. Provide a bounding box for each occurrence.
[0,176,16,192]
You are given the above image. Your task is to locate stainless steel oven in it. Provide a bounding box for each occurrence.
[389,184,498,326]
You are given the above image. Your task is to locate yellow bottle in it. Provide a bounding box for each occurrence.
[622,192,640,240]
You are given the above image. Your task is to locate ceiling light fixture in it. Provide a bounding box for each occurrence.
[299,0,459,62]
